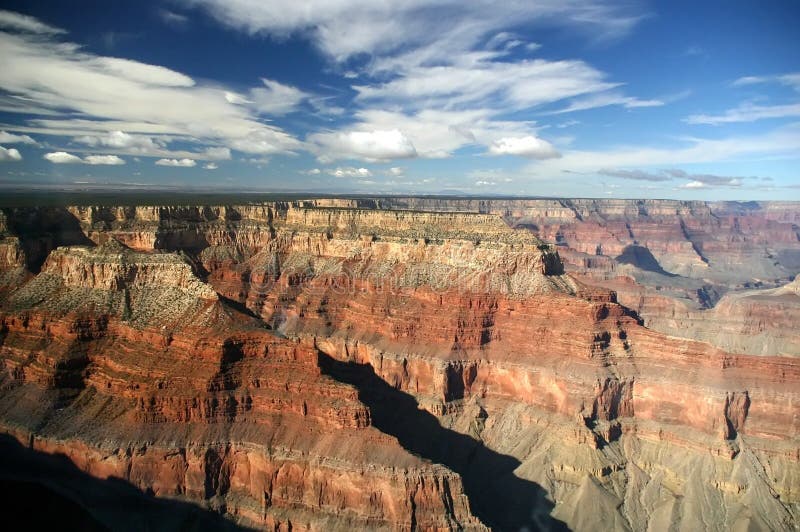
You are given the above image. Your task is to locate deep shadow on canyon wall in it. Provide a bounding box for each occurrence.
[0,434,252,532]
[318,352,570,532]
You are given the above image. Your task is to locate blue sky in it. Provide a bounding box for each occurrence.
[0,0,798,199]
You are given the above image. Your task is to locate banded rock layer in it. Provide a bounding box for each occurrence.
[0,201,798,531]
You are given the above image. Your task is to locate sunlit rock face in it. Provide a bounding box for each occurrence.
[0,200,798,531]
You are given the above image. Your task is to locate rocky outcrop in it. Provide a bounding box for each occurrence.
[0,241,485,530]
[0,200,798,531]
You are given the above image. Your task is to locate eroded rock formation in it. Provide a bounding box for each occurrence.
[0,200,798,531]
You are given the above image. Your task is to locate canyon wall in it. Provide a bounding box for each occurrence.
[0,200,798,531]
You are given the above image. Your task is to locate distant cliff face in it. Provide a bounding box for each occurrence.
[0,199,798,531]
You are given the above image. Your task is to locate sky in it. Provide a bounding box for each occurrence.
[0,0,798,199]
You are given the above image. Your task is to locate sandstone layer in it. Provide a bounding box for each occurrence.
[0,200,798,531]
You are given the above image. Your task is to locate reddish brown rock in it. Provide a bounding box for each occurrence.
[0,200,798,531]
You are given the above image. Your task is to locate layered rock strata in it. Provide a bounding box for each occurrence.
[0,201,797,531]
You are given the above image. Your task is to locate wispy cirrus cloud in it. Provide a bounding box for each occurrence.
[685,72,800,126]
[183,0,645,61]
[183,0,655,163]
[0,9,64,35]
[600,167,757,188]
[732,72,800,91]
[158,9,190,28]
[531,123,800,177]
[685,102,800,125]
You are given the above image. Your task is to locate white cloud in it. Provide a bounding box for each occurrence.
[0,146,22,161]
[0,16,302,158]
[203,146,231,160]
[74,130,165,153]
[72,131,231,160]
[229,129,302,154]
[733,72,800,91]
[311,129,417,161]
[204,162,218,170]
[387,167,404,176]
[84,154,125,165]
[249,78,307,115]
[159,9,189,27]
[93,57,195,87]
[357,56,618,113]
[0,130,36,144]
[489,136,560,159]
[44,151,82,163]
[549,92,663,114]
[0,9,65,34]
[685,103,800,125]
[327,166,372,178]
[529,124,800,176]
[44,151,125,165]
[224,91,252,104]
[182,1,644,61]
[179,2,652,166]
[155,158,196,167]
[681,180,706,189]
[312,109,554,162]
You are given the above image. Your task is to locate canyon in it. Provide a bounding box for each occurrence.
[0,198,798,531]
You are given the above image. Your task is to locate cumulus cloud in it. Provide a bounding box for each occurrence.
[327,167,372,178]
[387,167,404,176]
[311,129,417,161]
[489,136,560,159]
[44,151,83,164]
[0,146,22,161]
[44,151,125,165]
[84,154,125,165]
[680,180,706,189]
[204,162,218,170]
[155,158,196,167]
[0,131,36,144]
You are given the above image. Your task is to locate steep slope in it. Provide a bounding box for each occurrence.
[0,201,798,531]
[0,239,487,530]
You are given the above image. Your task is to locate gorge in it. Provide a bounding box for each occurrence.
[0,197,798,531]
